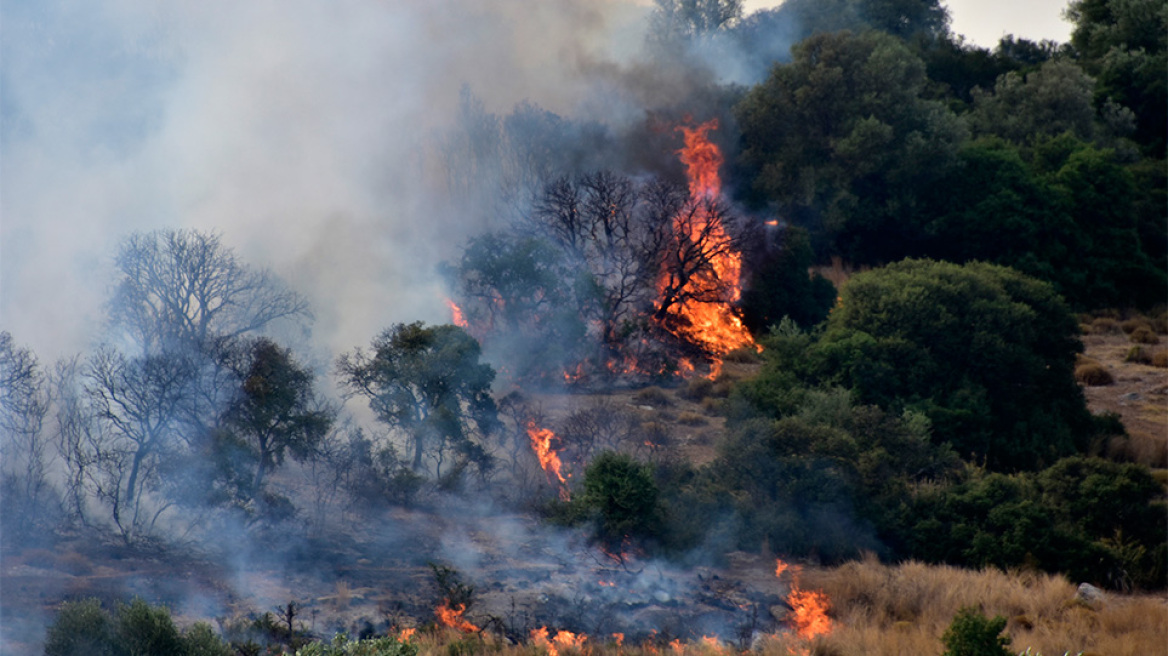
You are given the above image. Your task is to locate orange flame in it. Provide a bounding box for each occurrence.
[398,628,417,641]
[435,600,479,633]
[669,638,684,654]
[657,119,756,372]
[774,558,831,641]
[526,420,570,500]
[531,627,587,656]
[445,298,469,330]
[787,587,832,640]
[612,633,625,646]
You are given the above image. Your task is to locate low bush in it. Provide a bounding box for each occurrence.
[723,346,762,364]
[1074,363,1114,385]
[679,377,714,401]
[677,411,708,426]
[633,386,673,408]
[1130,326,1161,344]
[1154,351,1168,368]
[940,607,1012,656]
[1090,317,1121,334]
[1125,346,1153,364]
[1120,318,1151,335]
[45,598,233,656]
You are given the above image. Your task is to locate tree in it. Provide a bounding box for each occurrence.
[649,0,743,44]
[109,228,310,355]
[83,348,195,541]
[1067,0,1166,157]
[740,225,837,332]
[337,323,499,477]
[735,30,966,262]
[221,338,334,496]
[968,60,1100,143]
[813,259,1092,471]
[0,331,55,538]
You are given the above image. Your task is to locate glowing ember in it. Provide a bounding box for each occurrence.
[656,119,756,372]
[435,600,479,633]
[526,420,570,500]
[445,298,469,330]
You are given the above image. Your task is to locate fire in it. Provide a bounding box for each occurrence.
[435,600,479,633]
[773,558,832,641]
[669,638,684,654]
[612,633,625,646]
[531,627,587,656]
[656,119,756,373]
[445,298,469,330]
[526,420,570,500]
[787,587,832,640]
[398,628,417,641]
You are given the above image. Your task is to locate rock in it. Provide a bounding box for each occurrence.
[1121,392,1142,402]
[653,590,671,604]
[1075,582,1106,607]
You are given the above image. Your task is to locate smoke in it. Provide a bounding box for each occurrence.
[0,0,676,364]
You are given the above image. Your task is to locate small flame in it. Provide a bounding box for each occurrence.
[669,638,684,655]
[612,633,625,646]
[435,600,478,633]
[445,298,469,330]
[526,420,570,501]
[398,628,416,641]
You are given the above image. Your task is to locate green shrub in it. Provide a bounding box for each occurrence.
[44,599,115,656]
[581,452,661,548]
[182,622,234,656]
[941,607,1012,656]
[295,633,418,656]
[114,598,184,656]
[1075,363,1114,386]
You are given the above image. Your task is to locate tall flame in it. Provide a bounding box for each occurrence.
[531,627,587,656]
[774,558,832,641]
[526,420,570,500]
[657,119,756,375]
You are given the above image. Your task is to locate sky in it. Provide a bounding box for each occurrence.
[744,0,1075,46]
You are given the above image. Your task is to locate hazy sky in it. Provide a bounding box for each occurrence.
[743,0,1075,46]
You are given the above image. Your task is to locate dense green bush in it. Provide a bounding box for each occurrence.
[811,259,1093,471]
[44,598,233,656]
[941,607,1012,656]
[579,452,662,550]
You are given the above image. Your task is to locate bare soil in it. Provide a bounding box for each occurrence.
[1079,331,1168,467]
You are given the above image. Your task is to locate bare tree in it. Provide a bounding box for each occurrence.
[109,228,311,356]
[82,347,195,542]
[0,332,57,537]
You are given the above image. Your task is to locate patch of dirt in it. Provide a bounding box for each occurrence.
[1079,332,1168,467]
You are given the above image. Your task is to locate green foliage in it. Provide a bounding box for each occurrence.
[44,598,233,656]
[223,338,334,497]
[815,259,1091,470]
[44,599,116,656]
[430,563,475,612]
[968,60,1099,143]
[741,226,837,333]
[941,607,1012,656]
[580,452,662,549]
[735,29,966,262]
[338,322,499,477]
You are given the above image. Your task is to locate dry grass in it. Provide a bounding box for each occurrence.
[1154,351,1168,368]
[1130,326,1161,345]
[1074,363,1114,386]
[392,558,1167,656]
[633,387,674,408]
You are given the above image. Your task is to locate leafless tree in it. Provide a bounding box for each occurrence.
[0,332,57,537]
[109,228,311,356]
[81,347,196,542]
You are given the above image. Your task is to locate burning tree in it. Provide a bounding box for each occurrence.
[337,322,500,479]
